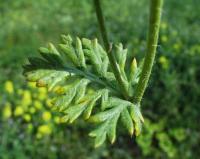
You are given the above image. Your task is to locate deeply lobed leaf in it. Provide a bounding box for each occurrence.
[23,34,144,147]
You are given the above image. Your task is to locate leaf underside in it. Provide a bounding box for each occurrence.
[23,34,144,147]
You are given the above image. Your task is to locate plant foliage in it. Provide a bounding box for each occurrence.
[23,34,144,147]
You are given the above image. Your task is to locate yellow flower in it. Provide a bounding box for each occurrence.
[28,82,36,88]
[42,111,52,122]
[23,114,31,122]
[2,102,12,119]
[22,90,32,106]
[4,81,14,94]
[29,107,36,114]
[159,56,169,70]
[54,116,61,124]
[38,88,47,100]
[14,106,24,116]
[60,116,68,123]
[46,99,53,108]
[34,100,43,110]
[38,124,52,135]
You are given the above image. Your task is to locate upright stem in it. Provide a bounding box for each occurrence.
[93,0,109,51]
[93,0,129,99]
[133,0,163,104]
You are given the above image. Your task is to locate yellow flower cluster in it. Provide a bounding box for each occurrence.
[14,106,24,116]
[37,124,52,139]
[2,102,12,119]
[42,111,52,122]
[4,81,14,94]
[1,81,63,139]
[22,90,32,107]
[23,114,31,122]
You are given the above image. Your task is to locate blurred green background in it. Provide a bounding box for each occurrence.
[0,0,200,158]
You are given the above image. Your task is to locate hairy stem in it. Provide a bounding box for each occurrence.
[133,0,163,104]
[93,0,129,99]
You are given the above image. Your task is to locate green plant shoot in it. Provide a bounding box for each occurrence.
[23,0,163,147]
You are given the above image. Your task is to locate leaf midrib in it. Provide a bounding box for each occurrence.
[63,65,121,96]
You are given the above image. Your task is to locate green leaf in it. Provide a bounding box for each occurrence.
[23,34,144,147]
[121,108,134,135]
[89,97,142,146]
[130,104,144,136]
[128,59,144,96]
